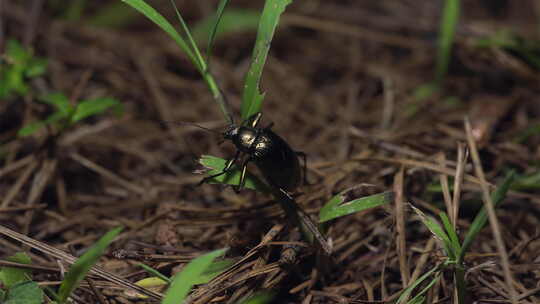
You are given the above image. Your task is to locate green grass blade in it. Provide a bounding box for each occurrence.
[396,264,441,304]
[406,272,441,304]
[439,212,461,256]
[138,264,171,283]
[191,259,234,284]
[168,0,206,73]
[198,155,270,192]
[70,97,122,123]
[319,191,394,223]
[206,0,229,63]
[459,171,515,262]
[121,0,198,68]
[411,205,454,259]
[240,0,292,119]
[435,0,460,83]
[162,248,227,304]
[57,227,123,303]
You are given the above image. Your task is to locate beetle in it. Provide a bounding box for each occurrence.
[199,112,306,193]
[198,112,332,254]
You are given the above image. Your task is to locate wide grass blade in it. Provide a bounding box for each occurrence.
[459,171,515,262]
[240,0,292,120]
[58,227,123,302]
[198,155,270,192]
[319,190,394,223]
[162,248,227,304]
[436,0,460,83]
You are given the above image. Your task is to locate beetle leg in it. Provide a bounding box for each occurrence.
[295,151,308,186]
[245,112,263,128]
[198,150,241,186]
[234,156,252,193]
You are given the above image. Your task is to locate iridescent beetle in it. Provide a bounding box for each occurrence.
[199,112,306,193]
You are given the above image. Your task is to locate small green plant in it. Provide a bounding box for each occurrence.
[0,39,48,99]
[18,92,122,137]
[0,252,44,304]
[397,171,515,303]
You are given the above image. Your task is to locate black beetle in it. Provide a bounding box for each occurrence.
[199,112,306,193]
[199,112,332,254]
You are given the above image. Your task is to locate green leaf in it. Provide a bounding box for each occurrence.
[435,0,460,83]
[198,155,270,193]
[70,97,122,123]
[25,58,48,78]
[38,93,73,117]
[191,259,234,285]
[121,0,199,71]
[319,190,394,223]
[0,253,32,288]
[240,0,292,119]
[4,281,43,304]
[17,111,66,137]
[459,171,515,262]
[6,40,30,63]
[193,9,259,45]
[162,248,228,304]
[511,170,540,190]
[17,121,47,137]
[57,227,123,302]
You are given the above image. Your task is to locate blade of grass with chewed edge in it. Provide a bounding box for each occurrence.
[58,227,123,303]
[459,171,515,262]
[198,155,270,192]
[162,248,227,304]
[319,190,394,223]
[120,0,199,70]
[435,0,460,83]
[240,0,292,120]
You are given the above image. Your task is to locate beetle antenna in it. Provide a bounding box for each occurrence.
[157,120,222,134]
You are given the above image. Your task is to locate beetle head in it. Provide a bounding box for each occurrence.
[223,124,239,140]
